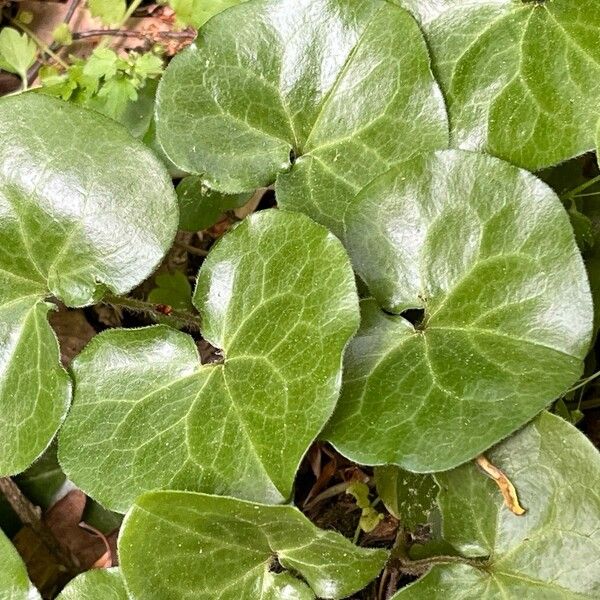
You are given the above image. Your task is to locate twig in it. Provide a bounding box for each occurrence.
[27,0,81,85]
[103,293,203,332]
[0,477,79,574]
[174,240,209,256]
[72,28,195,41]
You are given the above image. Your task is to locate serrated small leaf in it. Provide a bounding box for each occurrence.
[176,175,251,231]
[156,0,448,237]
[374,466,437,529]
[325,150,592,472]
[0,529,40,599]
[392,412,600,599]
[57,567,127,599]
[0,28,36,82]
[400,0,600,170]
[59,209,359,511]
[119,491,387,599]
[0,94,177,475]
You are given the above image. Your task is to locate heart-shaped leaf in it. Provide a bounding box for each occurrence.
[57,568,126,599]
[325,150,592,471]
[0,94,177,476]
[119,491,388,599]
[56,568,126,599]
[155,0,448,237]
[400,0,600,170]
[59,209,359,511]
[0,529,40,599]
[391,412,600,599]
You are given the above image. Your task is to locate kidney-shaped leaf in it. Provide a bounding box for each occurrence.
[393,412,600,598]
[156,0,448,237]
[0,529,40,599]
[0,94,177,476]
[325,150,592,472]
[119,491,387,599]
[59,209,359,511]
[400,0,600,170]
[57,568,127,600]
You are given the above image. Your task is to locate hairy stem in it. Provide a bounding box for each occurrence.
[388,527,486,577]
[0,477,79,574]
[561,174,600,201]
[103,293,202,332]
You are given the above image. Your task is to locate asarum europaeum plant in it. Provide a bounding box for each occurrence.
[0,0,599,598]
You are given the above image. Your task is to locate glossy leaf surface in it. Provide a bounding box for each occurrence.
[401,0,600,170]
[326,150,592,471]
[374,467,437,529]
[119,491,387,599]
[57,568,127,600]
[176,175,251,231]
[156,0,448,236]
[59,209,359,511]
[393,412,600,598]
[0,94,177,475]
[0,529,40,599]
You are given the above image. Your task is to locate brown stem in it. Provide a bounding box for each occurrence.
[0,477,79,574]
[27,0,81,85]
[103,293,203,332]
[388,527,487,577]
[72,29,195,41]
[174,240,209,257]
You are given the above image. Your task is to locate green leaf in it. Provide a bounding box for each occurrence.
[82,48,119,81]
[400,0,600,170]
[392,412,600,599]
[132,52,163,79]
[176,175,251,231]
[374,466,438,529]
[0,27,36,83]
[168,0,248,28]
[119,491,388,599]
[346,481,384,533]
[155,0,448,237]
[147,271,194,311]
[57,568,127,599]
[0,529,40,599]
[59,209,359,511]
[89,0,126,25]
[325,150,592,472]
[0,94,177,475]
[52,23,73,46]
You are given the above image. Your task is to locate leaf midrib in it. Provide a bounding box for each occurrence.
[302,3,386,153]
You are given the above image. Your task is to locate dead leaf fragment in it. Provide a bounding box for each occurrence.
[475,455,526,516]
